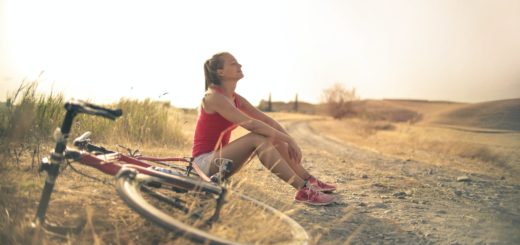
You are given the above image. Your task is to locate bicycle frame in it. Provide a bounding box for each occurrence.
[34,101,225,231]
[76,153,222,195]
[34,102,104,225]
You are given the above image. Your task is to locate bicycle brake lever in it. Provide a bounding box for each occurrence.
[73,131,92,149]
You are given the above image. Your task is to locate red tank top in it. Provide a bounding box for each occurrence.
[192,88,241,157]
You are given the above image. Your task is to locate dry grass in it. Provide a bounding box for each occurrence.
[0,81,187,166]
[0,81,65,165]
[0,81,190,244]
[72,98,187,147]
[431,98,520,131]
[0,152,305,244]
[266,112,324,123]
[352,100,422,123]
[0,159,174,244]
[311,117,520,182]
[382,99,465,123]
[307,98,520,181]
[2,82,518,244]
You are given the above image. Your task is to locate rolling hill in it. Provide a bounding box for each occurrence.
[258,98,520,131]
[431,98,520,131]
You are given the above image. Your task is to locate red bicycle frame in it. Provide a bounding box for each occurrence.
[76,152,221,195]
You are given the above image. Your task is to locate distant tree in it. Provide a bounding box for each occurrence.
[294,93,299,112]
[267,92,272,112]
[321,83,358,119]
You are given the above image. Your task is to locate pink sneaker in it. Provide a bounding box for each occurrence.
[294,187,335,206]
[308,176,336,193]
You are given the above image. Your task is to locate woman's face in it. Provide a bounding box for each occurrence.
[217,53,243,82]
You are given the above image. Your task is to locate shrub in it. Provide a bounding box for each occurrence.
[321,83,358,119]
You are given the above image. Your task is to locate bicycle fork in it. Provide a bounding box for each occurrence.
[34,155,62,224]
[33,109,76,227]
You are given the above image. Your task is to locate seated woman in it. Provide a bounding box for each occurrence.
[192,52,336,205]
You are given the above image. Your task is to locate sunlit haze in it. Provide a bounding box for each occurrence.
[1,0,519,108]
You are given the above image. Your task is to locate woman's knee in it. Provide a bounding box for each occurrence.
[273,141,300,166]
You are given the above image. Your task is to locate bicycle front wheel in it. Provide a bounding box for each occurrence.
[115,168,309,245]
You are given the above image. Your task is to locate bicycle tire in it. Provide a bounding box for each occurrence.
[115,168,309,245]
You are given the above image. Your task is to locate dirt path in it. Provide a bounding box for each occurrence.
[242,120,520,244]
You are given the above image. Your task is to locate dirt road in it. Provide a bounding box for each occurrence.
[241,120,520,244]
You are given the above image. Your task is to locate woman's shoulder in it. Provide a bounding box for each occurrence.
[204,89,227,102]
[202,90,231,112]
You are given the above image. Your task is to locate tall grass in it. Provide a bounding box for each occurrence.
[73,98,186,146]
[0,81,64,164]
[0,81,186,166]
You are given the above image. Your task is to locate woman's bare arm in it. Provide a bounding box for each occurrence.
[234,93,302,162]
[204,92,292,144]
[235,94,289,134]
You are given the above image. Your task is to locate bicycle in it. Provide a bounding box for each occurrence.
[32,101,309,245]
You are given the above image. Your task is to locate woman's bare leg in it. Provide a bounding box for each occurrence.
[273,140,312,180]
[208,133,305,189]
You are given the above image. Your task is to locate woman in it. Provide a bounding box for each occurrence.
[192,52,336,205]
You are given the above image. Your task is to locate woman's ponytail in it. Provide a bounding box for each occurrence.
[204,60,213,91]
[203,52,228,91]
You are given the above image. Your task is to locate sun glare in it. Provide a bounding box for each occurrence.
[4,0,298,107]
[3,0,520,106]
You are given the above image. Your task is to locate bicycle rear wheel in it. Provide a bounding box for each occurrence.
[115,168,309,245]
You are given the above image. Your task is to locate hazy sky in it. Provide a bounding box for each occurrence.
[1,0,519,108]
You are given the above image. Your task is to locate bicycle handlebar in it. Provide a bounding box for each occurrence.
[65,101,122,120]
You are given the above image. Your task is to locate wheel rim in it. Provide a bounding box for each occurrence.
[116,172,309,245]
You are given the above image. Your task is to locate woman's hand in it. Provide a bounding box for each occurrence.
[287,138,302,164]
